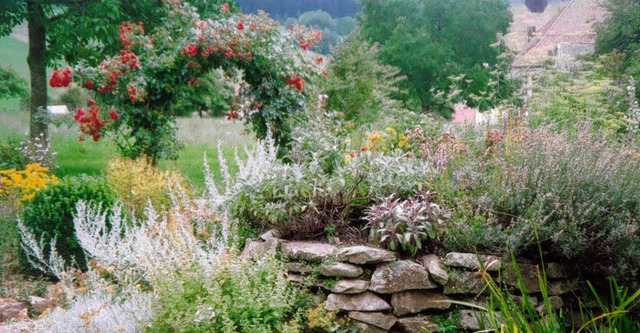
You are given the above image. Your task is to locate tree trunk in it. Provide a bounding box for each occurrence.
[26,0,48,140]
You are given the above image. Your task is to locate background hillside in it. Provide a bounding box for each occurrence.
[235,0,360,19]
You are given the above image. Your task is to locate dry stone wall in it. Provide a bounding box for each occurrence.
[243,232,583,333]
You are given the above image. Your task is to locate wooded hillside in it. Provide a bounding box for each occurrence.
[235,0,361,19]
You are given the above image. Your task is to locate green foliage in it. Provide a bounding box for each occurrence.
[324,35,407,125]
[359,0,513,115]
[595,0,640,65]
[0,135,28,170]
[365,191,447,255]
[292,10,357,54]
[527,62,629,134]
[57,87,91,109]
[0,67,27,100]
[147,251,309,333]
[106,156,192,215]
[470,254,565,333]
[171,68,235,117]
[0,1,25,37]
[229,146,433,239]
[333,17,357,36]
[0,215,20,278]
[2,0,238,68]
[596,0,640,99]
[580,279,640,332]
[299,10,336,31]
[19,175,117,272]
[463,254,640,333]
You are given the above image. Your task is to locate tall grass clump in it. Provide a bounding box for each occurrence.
[462,254,640,333]
[449,124,640,287]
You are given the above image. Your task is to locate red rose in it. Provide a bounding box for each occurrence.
[49,67,72,87]
[82,80,94,90]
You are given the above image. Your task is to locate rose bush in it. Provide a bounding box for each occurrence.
[51,2,324,162]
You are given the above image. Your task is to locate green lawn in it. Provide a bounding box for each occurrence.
[1,109,253,191]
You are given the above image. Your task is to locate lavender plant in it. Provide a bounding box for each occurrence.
[444,124,640,287]
[623,76,640,143]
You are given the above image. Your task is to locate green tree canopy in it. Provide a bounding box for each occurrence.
[359,0,512,116]
[596,0,640,56]
[596,0,640,96]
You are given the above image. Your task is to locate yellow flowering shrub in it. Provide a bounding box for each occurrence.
[106,156,193,214]
[0,163,58,202]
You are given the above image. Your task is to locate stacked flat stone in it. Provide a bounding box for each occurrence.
[242,233,580,333]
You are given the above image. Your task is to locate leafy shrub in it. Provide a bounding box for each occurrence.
[0,67,27,100]
[148,251,309,333]
[19,175,117,272]
[0,215,21,278]
[526,63,628,134]
[57,87,91,109]
[350,125,469,173]
[324,34,406,126]
[106,156,192,215]
[0,135,28,170]
[365,191,447,255]
[228,149,434,239]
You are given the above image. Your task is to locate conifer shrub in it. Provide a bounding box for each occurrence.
[19,175,117,272]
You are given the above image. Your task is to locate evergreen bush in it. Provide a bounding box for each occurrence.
[19,175,117,272]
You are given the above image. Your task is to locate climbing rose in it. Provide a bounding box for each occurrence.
[82,79,94,90]
[49,67,72,87]
[183,42,199,58]
[287,74,304,91]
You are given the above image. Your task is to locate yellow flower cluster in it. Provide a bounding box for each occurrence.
[368,128,409,152]
[345,127,411,163]
[0,163,58,202]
